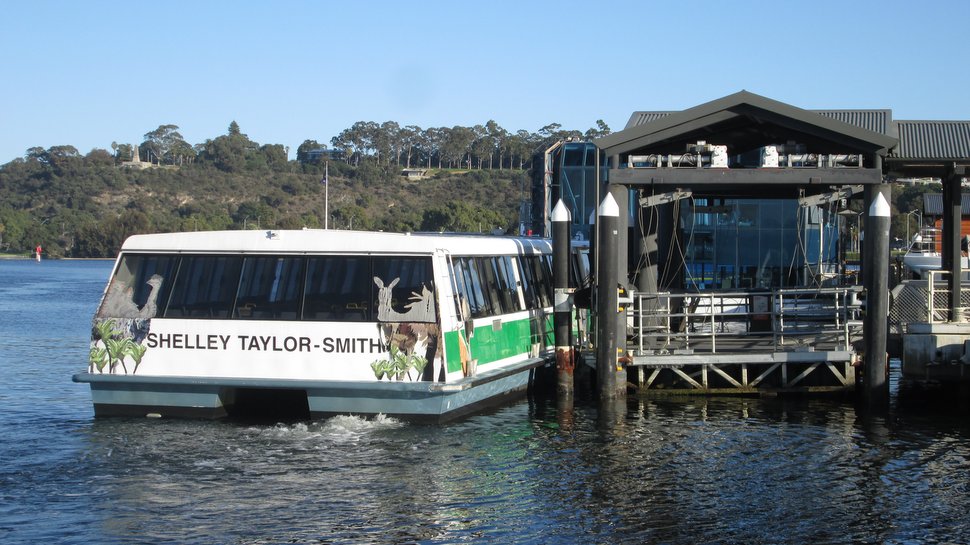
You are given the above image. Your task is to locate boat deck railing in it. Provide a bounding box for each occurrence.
[629,286,864,356]
[907,227,942,256]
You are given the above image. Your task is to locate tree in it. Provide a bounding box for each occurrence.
[423,127,443,169]
[168,140,196,165]
[892,182,939,240]
[535,122,582,153]
[584,119,612,140]
[400,125,421,168]
[260,144,288,170]
[332,204,370,230]
[142,124,190,165]
[486,120,508,169]
[200,121,259,172]
[43,145,81,175]
[232,201,275,229]
[442,126,475,169]
[296,139,324,163]
[471,124,492,169]
[507,130,533,170]
[25,147,46,162]
[331,121,378,166]
[85,148,115,167]
[420,201,509,232]
[113,143,134,162]
[377,121,399,166]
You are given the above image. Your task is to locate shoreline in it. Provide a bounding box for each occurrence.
[0,255,114,261]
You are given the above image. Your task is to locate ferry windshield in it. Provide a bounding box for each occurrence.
[97,253,436,323]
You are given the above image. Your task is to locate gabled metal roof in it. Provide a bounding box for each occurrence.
[624,111,673,129]
[893,121,970,161]
[626,109,895,137]
[598,90,899,157]
[813,110,894,138]
[923,192,970,216]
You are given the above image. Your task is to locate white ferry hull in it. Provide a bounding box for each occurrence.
[73,357,547,423]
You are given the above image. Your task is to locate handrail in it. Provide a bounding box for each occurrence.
[926,270,951,323]
[630,286,862,354]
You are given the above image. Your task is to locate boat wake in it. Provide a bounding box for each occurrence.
[318,413,404,436]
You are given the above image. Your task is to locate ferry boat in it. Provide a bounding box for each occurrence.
[73,229,560,422]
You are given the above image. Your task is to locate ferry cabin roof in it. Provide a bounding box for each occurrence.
[119,229,552,256]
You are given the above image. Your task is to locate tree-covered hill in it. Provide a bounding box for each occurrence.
[6,117,930,259]
[0,119,603,258]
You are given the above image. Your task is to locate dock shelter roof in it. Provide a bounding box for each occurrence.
[594,91,898,197]
[885,121,970,179]
[598,90,970,188]
[597,90,898,158]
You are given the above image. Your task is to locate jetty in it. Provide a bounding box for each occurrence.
[530,91,970,406]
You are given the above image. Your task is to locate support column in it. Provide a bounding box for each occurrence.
[943,176,954,271]
[945,164,965,322]
[637,196,659,293]
[637,195,659,356]
[595,191,625,399]
[862,183,891,406]
[611,182,630,381]
[552,200,574,398]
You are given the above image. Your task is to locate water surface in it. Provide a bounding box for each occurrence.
[1,259,968,544]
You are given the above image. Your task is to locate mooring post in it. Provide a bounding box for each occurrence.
[863,183,891,405]
[552,199,574,398]
[595,191,624,399]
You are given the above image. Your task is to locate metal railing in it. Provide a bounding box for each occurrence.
[630,286,863,355]
[926,270,954,323]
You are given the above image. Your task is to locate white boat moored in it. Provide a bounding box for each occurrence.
[73,229,561,422]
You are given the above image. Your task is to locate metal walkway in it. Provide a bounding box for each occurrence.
[623,286,863,394]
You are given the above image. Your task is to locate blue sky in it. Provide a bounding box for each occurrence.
[1,0,968,164]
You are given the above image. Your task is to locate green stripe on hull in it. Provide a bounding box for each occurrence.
[444,314,553,373]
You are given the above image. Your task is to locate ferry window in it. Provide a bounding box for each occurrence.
[490,256,521,313]
[373,256,435,322]
[518,256,538,309]
[451,258,468,318]
[304,256,371,321]
[97,253,178,319]
[477,257,505,315]
[520,255,553,308]
[502,255,525,312]
[454,256,490,319]
[539,254,553,307]
[163,256,243,319]
[234,256,305,320]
